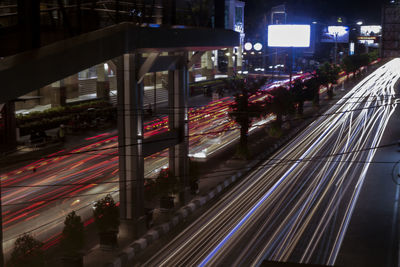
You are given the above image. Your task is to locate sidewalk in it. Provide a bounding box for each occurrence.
[335,79,400,266]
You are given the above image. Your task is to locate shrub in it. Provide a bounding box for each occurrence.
[61,211,85,256]
[156,169,179,197]
[144,179,157,202]
[93,195,120,233]
[17,100,116,135]
[8,234,45,267]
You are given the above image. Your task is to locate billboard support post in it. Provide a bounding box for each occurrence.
[289,47,294,88]
[334,33,338,64]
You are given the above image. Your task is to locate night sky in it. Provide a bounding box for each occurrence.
[245,0,386,35]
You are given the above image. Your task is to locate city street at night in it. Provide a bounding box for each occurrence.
[142,59,400,266]
[1,0,399,266]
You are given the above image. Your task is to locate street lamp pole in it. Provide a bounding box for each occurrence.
[289,46,294,87]
[334,32,338,65]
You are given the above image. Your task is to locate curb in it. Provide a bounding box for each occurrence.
[105,167,240,267]
[104,109,314,267]
[104,64,388,266]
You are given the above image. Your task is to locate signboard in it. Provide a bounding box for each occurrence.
[350,42,355,55]
[321,26,349,43]
[360,25,382,37]
[268,24,311,47]
[358,38,379,47]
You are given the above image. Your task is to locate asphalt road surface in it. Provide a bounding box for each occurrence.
[142,59,400,266]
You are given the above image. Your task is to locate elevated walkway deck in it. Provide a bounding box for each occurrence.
[0,22,238,103]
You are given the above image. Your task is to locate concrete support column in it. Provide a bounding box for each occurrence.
[237,45,243,72]
[200,51,214,80]
[64,74,79,99]
[51,80,66,107]
[188,52,195,83]
[0,102,16,150]
[206,51,214,80]
[214,50,219,69]
[200,52,207,79]
[168,53,189,205]
[228,48,234,76]
[116,54,146,238]
[96,64,110,101]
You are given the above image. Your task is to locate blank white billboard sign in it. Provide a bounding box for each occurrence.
[268,24,311,47]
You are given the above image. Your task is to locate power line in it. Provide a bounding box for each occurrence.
[2,142,397,191]
[3,97,397,169]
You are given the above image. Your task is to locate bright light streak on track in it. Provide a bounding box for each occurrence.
[143,59,400,267]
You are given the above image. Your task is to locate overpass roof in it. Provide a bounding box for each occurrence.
[0,23,239,103]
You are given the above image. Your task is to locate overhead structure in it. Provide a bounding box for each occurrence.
[0,22,239,239]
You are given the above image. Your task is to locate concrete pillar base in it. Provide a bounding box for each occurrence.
[119,217,147,240]
[178,187,191,206]
[96,81,110,101]
[51,86,66,107]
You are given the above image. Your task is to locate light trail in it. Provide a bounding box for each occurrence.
[0,72,295,254]
[143,58,400,266]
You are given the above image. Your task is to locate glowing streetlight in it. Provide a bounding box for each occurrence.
[253,43,263,51]
[244,42,252,51]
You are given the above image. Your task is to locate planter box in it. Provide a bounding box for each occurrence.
[160,196,175,210]
[99,231,118,250]
[190,181,199,195]
[61,255,83,267]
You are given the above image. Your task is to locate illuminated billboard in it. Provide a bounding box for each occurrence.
[321,26,349,43]
[358,38,379,47]
[360,25,382,37]
[268,25,311,47]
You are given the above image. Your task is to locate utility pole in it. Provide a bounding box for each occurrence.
[334,33,338,64]
[154,72,157,114]
[289,47,294,87]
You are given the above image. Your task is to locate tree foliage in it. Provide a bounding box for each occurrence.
[267,86,295,128]
[93,194,120,233]
[156,168,179,197]
[229,79,266,155]
[144,178,157,202]
[9,234,45,267]
[61,211,85,256]
[291,79,306,115]
[342,54,371,75]
[317,62,341,99]
[303,77,321,106]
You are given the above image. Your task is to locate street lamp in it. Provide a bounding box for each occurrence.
[328,26,348,64]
